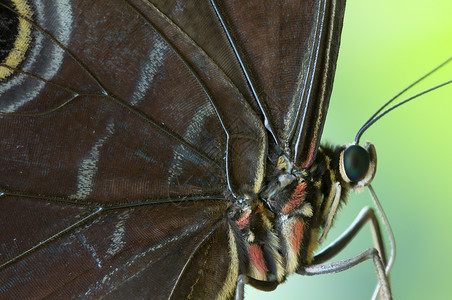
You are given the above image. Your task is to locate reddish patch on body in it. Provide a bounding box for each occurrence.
[235,210,251,230]
[290,219,305,254]
[281,182,307,214]
[249,243,268,274]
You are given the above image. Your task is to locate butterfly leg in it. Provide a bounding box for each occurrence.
[234,274,279,300]
[298,206,392,300]
[299,248,391,299]
[313,206,387,265]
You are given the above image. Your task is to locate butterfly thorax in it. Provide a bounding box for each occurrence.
[228,143,376,283]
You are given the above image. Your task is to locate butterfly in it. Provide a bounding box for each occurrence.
[1,0,450,299]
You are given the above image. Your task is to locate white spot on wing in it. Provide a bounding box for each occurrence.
[71,121,115,200]
[80,235,102,268]
[106,211,130,256]
[167,102,213,185]
[130,37,167,106]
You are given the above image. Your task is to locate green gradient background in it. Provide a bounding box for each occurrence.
[247,0,452,299]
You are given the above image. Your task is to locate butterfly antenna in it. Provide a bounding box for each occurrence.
[355,56,452,144]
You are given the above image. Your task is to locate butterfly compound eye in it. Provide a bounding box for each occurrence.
[339,142,377,187]
[343,145,370,182]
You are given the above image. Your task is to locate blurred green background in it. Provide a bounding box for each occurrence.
[247,0,452,299]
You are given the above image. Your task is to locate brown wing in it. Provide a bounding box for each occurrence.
[1,196,236,298]
[0,0,345,298]
[210,0,345,167]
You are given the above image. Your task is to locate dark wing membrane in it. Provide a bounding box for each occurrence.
[0,197,236,299]
[0,0,344,297]
[214,0,346,167]
[0,0,268,202]
[0,0,223,202]
[0,0,259,297]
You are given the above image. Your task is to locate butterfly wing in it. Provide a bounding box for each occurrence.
[1,1,240,298]
[2,197,234,298]
[0,0,345,298]
[212,0,345,167]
